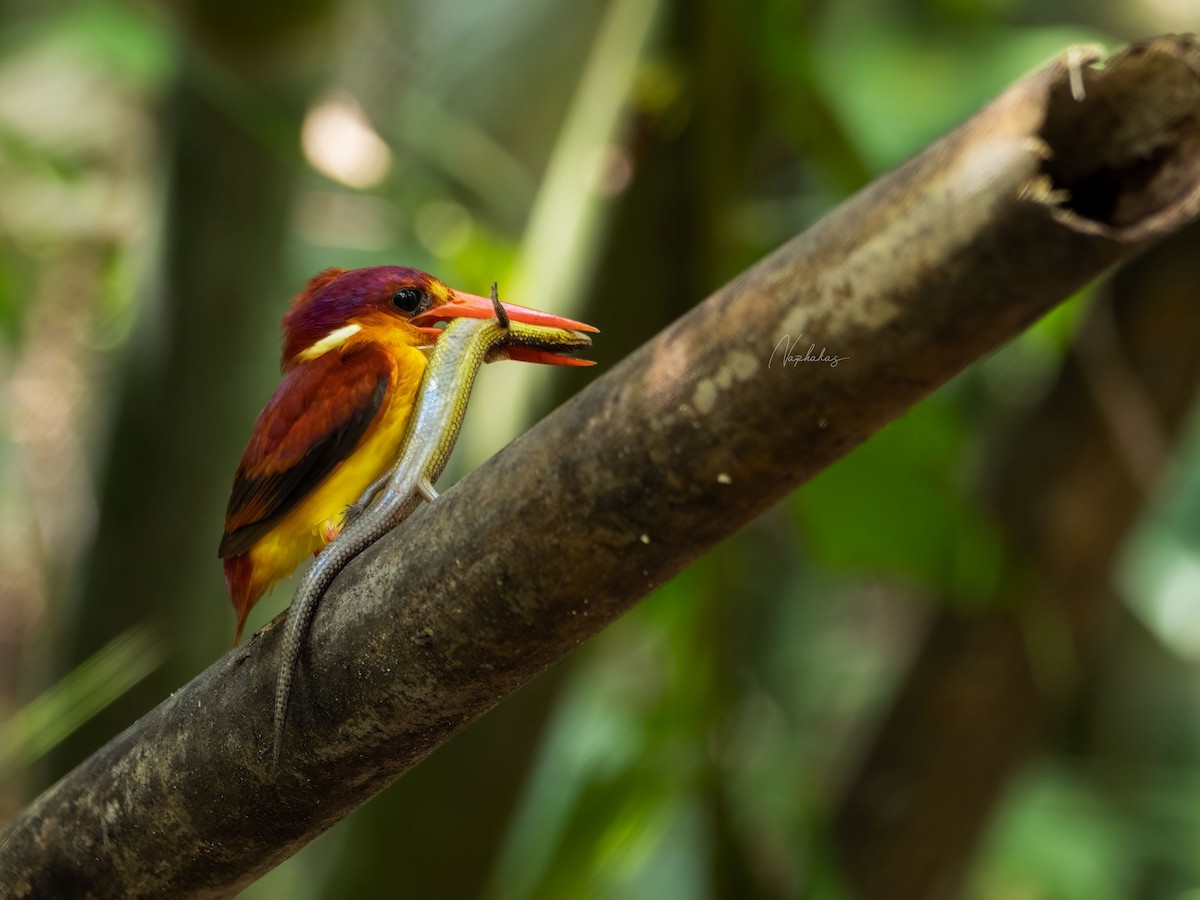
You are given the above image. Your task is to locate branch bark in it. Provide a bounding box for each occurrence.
[3,36,1199,899]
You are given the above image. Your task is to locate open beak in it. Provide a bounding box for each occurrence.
[412,290,598,366]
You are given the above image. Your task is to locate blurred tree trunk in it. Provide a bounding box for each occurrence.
[589,2,792,898]
[49,2,332,778]
[1074,607,1200,895]
[833,220,1200,900]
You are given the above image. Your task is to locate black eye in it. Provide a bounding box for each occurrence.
[390,288,426,314]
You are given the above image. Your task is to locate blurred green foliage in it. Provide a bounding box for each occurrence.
[0,623,164,780]
[2,0,1199,897]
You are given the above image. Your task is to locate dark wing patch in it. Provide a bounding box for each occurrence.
[218,347,391,558]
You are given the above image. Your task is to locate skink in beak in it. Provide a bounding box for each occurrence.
[413,289,598,366]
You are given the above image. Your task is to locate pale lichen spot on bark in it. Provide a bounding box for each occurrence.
[736,350,758,377]
[692,379,718,415]
[780,304,815,343]
[719,350,758,387]
[692,350,758,415]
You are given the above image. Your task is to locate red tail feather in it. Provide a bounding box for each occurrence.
[223,554,255,645]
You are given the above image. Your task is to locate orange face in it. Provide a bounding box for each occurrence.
[281,266,596,369]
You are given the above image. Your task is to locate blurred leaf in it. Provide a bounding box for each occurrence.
[979,287,1091,407]
[54,0,174,89]
[812,18,1115,171]
[0,623,166,781]
[488,564,718,900]
[971,764,1136,900]
[0,245,31,345]
[1121,411,1200,663]
[794,396,1004,603]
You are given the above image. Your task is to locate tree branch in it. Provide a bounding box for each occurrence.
[3,36,1199,899]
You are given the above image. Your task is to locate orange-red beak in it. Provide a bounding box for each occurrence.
[412,290,598,366]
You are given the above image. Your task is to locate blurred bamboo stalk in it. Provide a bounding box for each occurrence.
[460,0,665,466]
[2,36,1199,899]
[0,625,164,780]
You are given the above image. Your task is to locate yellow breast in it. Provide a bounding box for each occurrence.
[244,342,428,601]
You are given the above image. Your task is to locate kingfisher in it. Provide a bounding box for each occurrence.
[218,266,597,643]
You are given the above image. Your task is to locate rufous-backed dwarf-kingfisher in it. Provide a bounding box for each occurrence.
[218,266,597,644]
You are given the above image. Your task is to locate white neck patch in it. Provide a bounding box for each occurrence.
[296,323,363,361]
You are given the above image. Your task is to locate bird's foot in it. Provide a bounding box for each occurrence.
[318,518,341,547]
